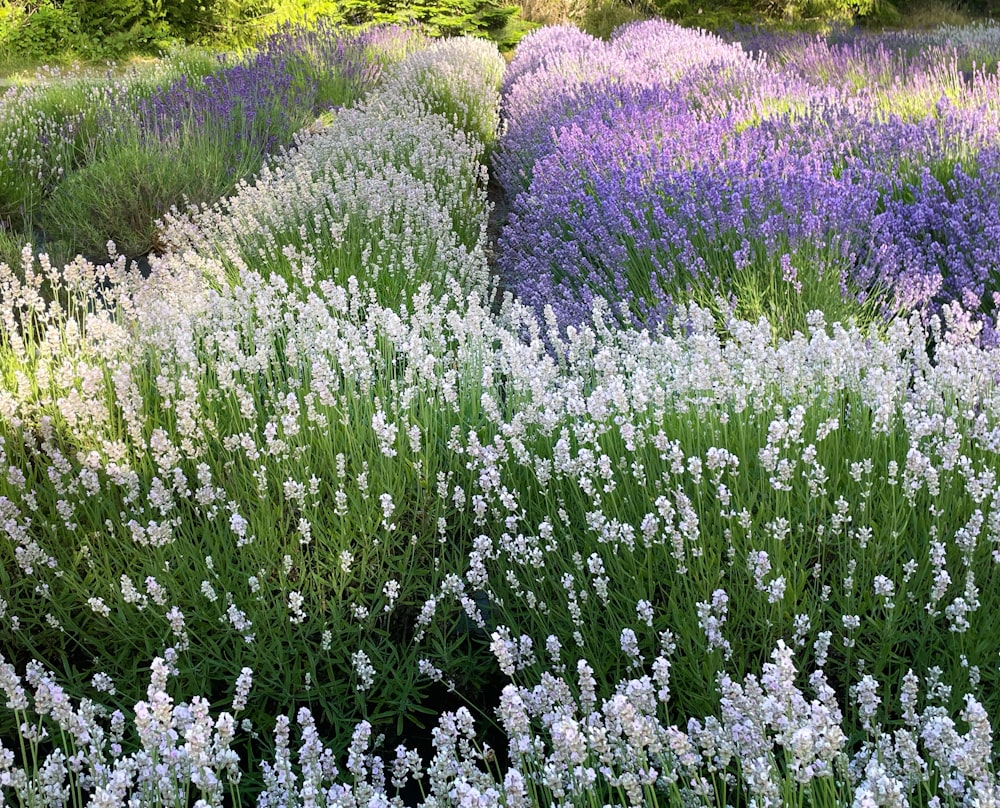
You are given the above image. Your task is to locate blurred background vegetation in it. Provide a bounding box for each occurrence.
[0,0,528,63]
[0,0,996,68]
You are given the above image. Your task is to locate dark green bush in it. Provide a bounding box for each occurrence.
[0,0,81,60]
[1,0,530,62]
[581,0,649,38]
[70,0,164,55]
[961,0,998,14]
[648,0,901,26]
[267,0,527,45]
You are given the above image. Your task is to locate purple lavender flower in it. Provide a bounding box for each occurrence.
[496,22,1000,343]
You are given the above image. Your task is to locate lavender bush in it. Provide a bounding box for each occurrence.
[493,22,749,198]
[4,291,1000,807]
[0,83,79,232]
[260,21,428,114]
[0,51,220,246]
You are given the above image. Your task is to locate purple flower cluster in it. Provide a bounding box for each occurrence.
[495,21,1000,343]
[869,153,1000,328]
[136,50,312,156]
[732,23,1000,87]
[493,21,749,197]
[134,23,422,161]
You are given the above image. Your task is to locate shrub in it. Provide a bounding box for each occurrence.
[580,0,649,38]
[0,1,81,61]
[0,83,81,232]
[477,304,1000,733]
[39,137,256,261]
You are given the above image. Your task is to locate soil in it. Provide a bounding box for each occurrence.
[485,163,513,315]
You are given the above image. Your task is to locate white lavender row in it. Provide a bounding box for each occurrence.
[0,34,505,776]
[159,36,504,311]
[3,295,1000,805]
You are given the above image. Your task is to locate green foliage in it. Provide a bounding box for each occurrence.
[645,0,901,28]
[648,0,750,27]
[0,0,190,60]
[0,0,528,62]
[894,0,973,26]
[38,136,256,262]
[0,228,25,270]
[398,0,522,37]
[580,0,648,38]
[68,0,169,56]
[959,0,997,15]
[0,1,82,61]
[271,0,527,45]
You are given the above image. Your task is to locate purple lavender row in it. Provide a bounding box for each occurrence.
[134,23,424,158]
[134,51,312,156]
[495,20,1000,344]
[731,23,1000,88]
[0,22,425,236]
[493,22,752,198]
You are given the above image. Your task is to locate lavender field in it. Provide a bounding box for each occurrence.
[2,18,1000,808]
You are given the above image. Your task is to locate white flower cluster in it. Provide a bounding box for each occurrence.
[0,652,242,807]
[157,38,501,312]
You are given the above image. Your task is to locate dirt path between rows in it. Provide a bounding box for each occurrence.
[485,163,512,314]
